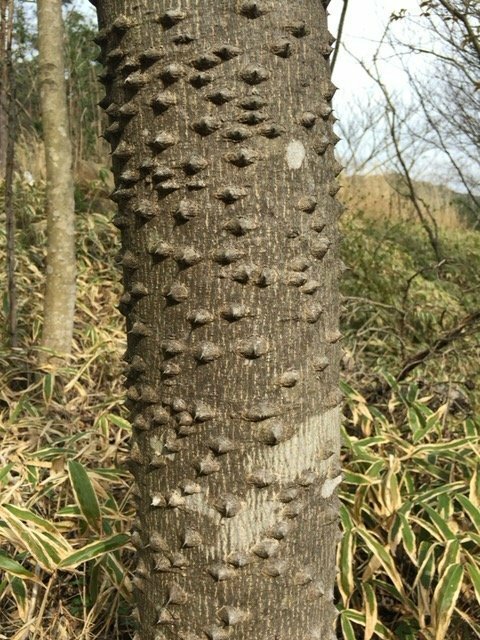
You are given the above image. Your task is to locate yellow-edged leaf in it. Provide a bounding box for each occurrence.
[0,506,58,571]
[466,562,480,604]
[363,582,378,640]
[68,460,102,532]
[0,551,38,581]
[431,563,464,640]
[338,527,355,603]
[59,533,129,569]
[357,528,405,595]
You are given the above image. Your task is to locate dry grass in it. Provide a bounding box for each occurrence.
[0,178,134,640]
[340,173,465,230]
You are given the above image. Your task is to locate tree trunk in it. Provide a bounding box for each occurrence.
[96,2,342,638]
[0,0,14,180]
[4,0,16,347]
[38,0,76,364]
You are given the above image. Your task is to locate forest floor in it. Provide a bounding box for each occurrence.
[0,178,479,639]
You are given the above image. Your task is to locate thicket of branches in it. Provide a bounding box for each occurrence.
[335,0,479,235]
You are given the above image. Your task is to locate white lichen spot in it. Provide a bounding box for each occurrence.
[286,140,306,169]
[321,474,343,498]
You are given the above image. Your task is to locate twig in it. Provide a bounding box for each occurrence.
[367,310,480,400]
[31,572,56,640]
[396,310,480,382]
[331,0,349,72]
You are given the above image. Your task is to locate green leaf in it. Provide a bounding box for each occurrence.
[421,503,456,541]
[106,413,131,431]
[357,528,405,595]
[343,470,379,486]
[9,576,28,620]
[343,608,395,639]
[0,506,59,571]
[464,418,479,438]
[456,494,480,534]
[466,562,480,604]
[438,539,460,576]
[0,463,14,485]
[363,582,378,640]
[408,406,423,441]
[338,528,355,603]
[414,543,437,589]
[2,504,58,535]
[68,460,102,533]
[59,533,129,569]
[0,551,37,581]
[42,372,55,404]
[339,503,354,531]
[340,610,357,640]
[431,563,464,640]
[470,464,480,505]
[398,512,417,564]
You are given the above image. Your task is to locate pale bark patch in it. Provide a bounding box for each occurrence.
[184,406,340,557]
[320,474,343,498]
[286,140,306,169]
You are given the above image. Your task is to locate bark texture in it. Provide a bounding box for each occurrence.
[38,0,76,363]
[96,2,342,639]
[3,0,16,346]
[0,0,13,179]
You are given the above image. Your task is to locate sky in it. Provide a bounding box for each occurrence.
[328,0,422,97]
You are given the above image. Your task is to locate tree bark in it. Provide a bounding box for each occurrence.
[96,2,342,638]
[4,0,16,347]
[38,0,76,364]
[0,0,14,180]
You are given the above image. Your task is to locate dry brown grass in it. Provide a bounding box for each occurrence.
[0,179,134,640]
[340,173,465,230]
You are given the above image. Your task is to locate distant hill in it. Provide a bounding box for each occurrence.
[339,173,475,229]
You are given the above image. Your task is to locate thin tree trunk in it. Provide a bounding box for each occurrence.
[0,0,13,180]
[4,0,16,347]
[96,2,342,638]
[38,0,76,365]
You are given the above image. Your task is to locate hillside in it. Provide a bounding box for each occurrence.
[340,173,477,230]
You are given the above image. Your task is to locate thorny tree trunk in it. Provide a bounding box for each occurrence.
[38,0,76,364]
[96,1,342,639]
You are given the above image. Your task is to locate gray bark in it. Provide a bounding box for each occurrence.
[0,0,13,180]
[38,0,76,364]
[96,2,342,639]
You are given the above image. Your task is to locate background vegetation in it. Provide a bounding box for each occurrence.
[0,1,479,639]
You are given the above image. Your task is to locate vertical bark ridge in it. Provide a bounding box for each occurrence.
[96,2,342,639]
